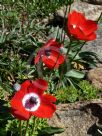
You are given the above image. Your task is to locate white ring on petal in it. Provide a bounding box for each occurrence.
[22,93,40,112]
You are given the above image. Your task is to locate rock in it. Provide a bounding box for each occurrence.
[49,2,102,62]
[87,67,102,89]
[71,2,102,20]
[56,1,102,21]
[81,0,102,5]
[82,24,102,62]
[48,99,102,136]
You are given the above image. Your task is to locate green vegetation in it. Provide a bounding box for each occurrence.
[55,80,99,103]
[0,0,102,136]
[0,0,67,90]
[6,118,48,136]
[0,115,48,136]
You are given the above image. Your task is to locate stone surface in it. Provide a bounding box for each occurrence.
[55,2,102,61]
[87,67,102,89]
[82,24,102,62]
[81,0,102,5]
[71,2,102,20]
[49,1,102,63]
[48,99,102,136]
[56,1,102,21]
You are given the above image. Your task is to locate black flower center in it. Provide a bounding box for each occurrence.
[45,49,51,56]
[29,97,37,104]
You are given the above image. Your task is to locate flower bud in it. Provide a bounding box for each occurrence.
[13,83,21,91]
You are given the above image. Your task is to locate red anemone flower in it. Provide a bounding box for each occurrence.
[67,11,98,41]
[34,38,65,69]
[11,79,56,120]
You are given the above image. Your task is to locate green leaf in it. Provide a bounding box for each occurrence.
[38,127,64,136]
[0,31,6,44]
[66,78,84,94]
[0,127,7,136]
[67,0,74,5]
[0,100,13,122]
[69,51,80,60]
[65,69,85,79]
[79,51,99,60]
[67,78,77,89]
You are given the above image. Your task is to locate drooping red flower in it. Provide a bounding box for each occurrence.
[67,11,98,41]
[10,79,56,120]
[34,38,65,69]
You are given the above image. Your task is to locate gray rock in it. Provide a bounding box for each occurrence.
[51,2,102,64]
[48,100,102,136]
[71,2,102,20]
[81,0,102,5]
[87,67,102,89]
[82,24,102,62]
[56,1,102,21]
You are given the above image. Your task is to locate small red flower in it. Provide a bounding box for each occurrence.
[67,11,98,41]
[11,79,56,120]
[35,38,65,69]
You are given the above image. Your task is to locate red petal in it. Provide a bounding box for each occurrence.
[11,81,32,120]
[86,33,96,41]
[20,80,31,92]
[44,38,61,48]
[50,50,64,63]
[11,108,31,120]
[42,55,56,68]
[68,11,85,28]
[73,28,87,40]
[43,94,56,103]
[75,28,96,41]
[68,26,96,41]
[35,54,40,64]
[53,55,65,68]
[82,20,98,36]
[32,79,48,95]
[34,39,63,66]
[31,101,56,118]
[68,25,77,36]
[42,50,65,69]
[68,14,86,39]
[56,54,65,65]
[11,91,25,110]
[68,11,98,41]
[21,79,48,95]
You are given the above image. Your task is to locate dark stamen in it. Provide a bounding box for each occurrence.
[45,49,51,56]
[29,97,37,104]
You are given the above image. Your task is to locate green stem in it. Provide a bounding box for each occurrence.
[70,41,86,63]
[19,120,22,136]
[61,4,68,42]
[97,12,102,23]
[68,2,71,13]
[66,38,72,55]
[24,120,29,136]
[57,3,72,85]
[56,26,60,39]
[61,2,72,42]
[31,117,37,136]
